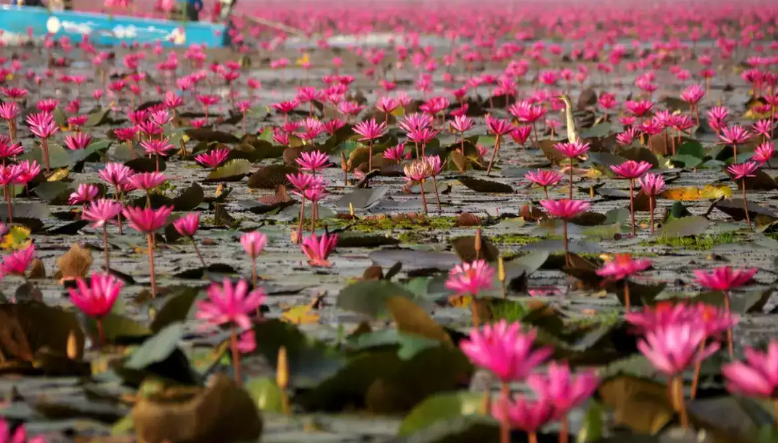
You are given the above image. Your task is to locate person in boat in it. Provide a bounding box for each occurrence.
[218,0,236,23]
[181,0,203,21]
[16,0,45,7]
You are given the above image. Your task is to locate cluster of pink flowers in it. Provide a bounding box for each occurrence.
[461,320,598,442]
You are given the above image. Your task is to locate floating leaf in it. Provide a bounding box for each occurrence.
[580,122,612,139]
[458,176,513,193]
[714,198,778,221]
[150,288,200,333]
[205,159,251,182]
[125,156,166,173]
[247,165,297,189]
[184,128,240,144]
[657,215,712,238]
[693,288,773,314]
[34,181,77,205]
[598,376,672,434]
[0,303,85,362]
[739,169,778,191]
[125,323,185,370]
[172,182,204,211]
[677,140,705,159]
[250,319,345,388]
[334,187,390,210]
[84,108,111,127]
[398,391,484,436]
[20,143,71,169]
[337,280,418,319]
[245,377,285,413]
[451,235,500,262]
[386,296,452,345]
[84,313,151,344]
[370,249,461,271]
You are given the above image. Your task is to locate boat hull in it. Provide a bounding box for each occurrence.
[0,5,228,47]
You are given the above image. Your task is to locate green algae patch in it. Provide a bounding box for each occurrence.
[640,232,737,250]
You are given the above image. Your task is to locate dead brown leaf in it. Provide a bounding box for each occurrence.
[55,243,92,284]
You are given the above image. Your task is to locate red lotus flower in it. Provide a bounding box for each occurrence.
[69,272,123,319]
[527,362,599,418]
[300,232,338,267]
[723,341,778,398]
[353,119,388,141]
[694,266,757,292]
[195,148,230,169]
[485,115,514,136]
[540,199,590,219]
[173,212,200,237]
[597,254,652,280]
[123,205,173,234]
[752,142,774,165]
[554,141,590,158]
[727,161,759,180]
[0,244,35,276]
[296,151,330,172]
[639,323,719,376]
[719,125,751,145]
[624,99,654,117]
[460,321,551,382]
[610,160,652,179]
[68,183,100,206]
[0,136,23,159]
[445,259,494,296]
[26,112,59,139]
[64,133,93,150]
[196,278,266,330]
[82,199,123,228]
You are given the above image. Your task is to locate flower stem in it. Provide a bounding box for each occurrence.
[672,376,689,429]
[103,225,110,270]
[420,179,428,215]
[559,414,569,443]
[431,175,441,213]
[529,432,538,443]
[773,399,778,432]
[500,382,510,443]
[629,179,636,237]
[97,318,105,346]
[690,340,705,399]
[230,326,242,386]
[623,279,631,311]
[725,291,734,358]
[310,202,318,234]
[742,179,752,230]
[563,219,570,267]
[4,185,12,223]
[486,136,501,176]
[569,157,574,199]
[649,196,655,235]
[368,139,374,172]
[296,196,306,244]
[42,138,51,173]
[147,234,157,299]
[471,294,480,328]
[192,238,207,268]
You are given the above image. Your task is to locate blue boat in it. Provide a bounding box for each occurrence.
[0,5,229,47]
